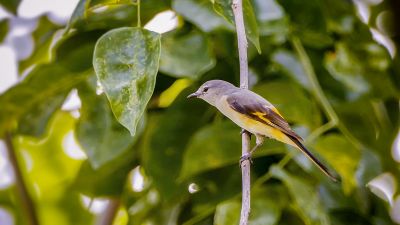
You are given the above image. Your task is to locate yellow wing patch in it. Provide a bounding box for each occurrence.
[270,107,283,117]
[252,106,283,117]
[251,112,270,124]
[251,107,284,123]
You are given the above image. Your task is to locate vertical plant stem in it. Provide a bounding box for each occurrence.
[137,0,141,28]
[291,36,362,149]
[290,37,338,123]
[95,198,120,225]
[232,0,251,224]
[4,132,39,225]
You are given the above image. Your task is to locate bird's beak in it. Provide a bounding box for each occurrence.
[187,92,200,99]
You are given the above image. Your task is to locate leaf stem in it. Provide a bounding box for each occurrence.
[4,132,39,225]
[137,0,141,28]
[232,0,251,224]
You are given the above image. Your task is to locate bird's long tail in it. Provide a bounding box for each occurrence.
[286,135,340,182]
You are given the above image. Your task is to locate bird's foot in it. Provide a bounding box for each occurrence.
[239,153,253,167]
[240,129,251,137]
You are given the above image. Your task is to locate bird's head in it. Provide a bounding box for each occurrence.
[187,80,236,106]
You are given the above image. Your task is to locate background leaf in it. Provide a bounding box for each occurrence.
[180,121,283,180]
[0,19,8,42]
[313,134,360,194]
[253,80,321,129]
[76,81,138,169]
[141,89,209,200]
[214,185,287,225]
[160,31,216,78]
[0,0,21,14]
[271,166,331,225]
[212,0,261,52]
[173,0,233,32]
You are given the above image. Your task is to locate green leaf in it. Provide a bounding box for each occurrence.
[68,0,169,31]
[324,43,369,95]
[313,134,360,194]
[271,166,330,225]
[212,0,261,53]
[173,0,233,32]
[214,200,240,225]
[73,157,135,197]
[214,185,286,225]
[0,34,96,136]
[271,49,311,90]
[324,41,397,99]
[141,88,208,200]
[180,121,240,179]
[93,27,161,136]
[180,121,283,179]
[248,186,285,225]
[67,0,90,31]
[20,16,62,73]
[279,0,333,48]
[253,80,322,129]
[160,31,216,79]
[356,149,383,186]
[17,93,68,136]
[16,112,83,198]
[335,99,393,151]
[252,0,289,36]
[76,82,138,169]
[89,0,134,8]
[0,19,8,43]
[0,66,89,136]
[0,0,21,14]
[15,112,92,224]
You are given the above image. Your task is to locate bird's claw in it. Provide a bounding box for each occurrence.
[239,153,253,167]
[240,130,251,138]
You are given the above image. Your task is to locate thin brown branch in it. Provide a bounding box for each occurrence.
[95,198,120,225]
[232,0,251,224]
[4,132,39,225]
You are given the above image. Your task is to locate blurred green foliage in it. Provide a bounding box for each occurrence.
[0,0,399,224]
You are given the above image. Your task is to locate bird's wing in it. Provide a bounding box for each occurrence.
[226,92,302,140]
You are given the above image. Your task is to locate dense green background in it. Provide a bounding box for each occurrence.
[0,0,399,224]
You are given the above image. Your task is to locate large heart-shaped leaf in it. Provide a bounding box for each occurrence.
[93,27,161,136]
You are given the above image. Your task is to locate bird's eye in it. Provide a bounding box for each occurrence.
[203,87,209,92]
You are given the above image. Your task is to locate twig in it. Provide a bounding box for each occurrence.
[4,132,39,225]
[232,0,251,224]
[95,198,120,225]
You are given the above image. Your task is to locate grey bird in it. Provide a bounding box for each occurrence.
[188,79,338,182]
